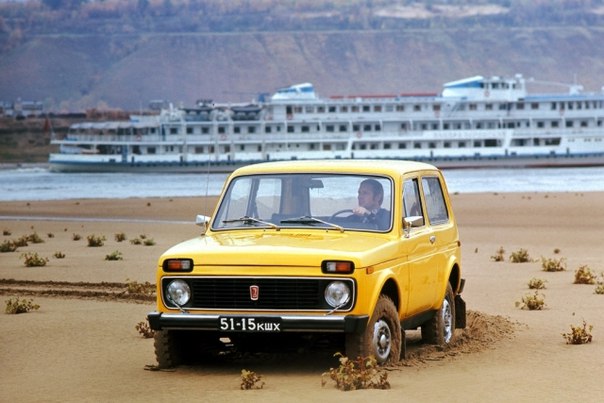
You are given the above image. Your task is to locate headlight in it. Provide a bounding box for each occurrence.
[324,281,351,308]
[166,279,191,306]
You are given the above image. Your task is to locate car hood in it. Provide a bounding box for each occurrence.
[160,230,399,268]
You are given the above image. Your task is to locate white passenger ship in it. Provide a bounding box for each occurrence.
[49,74,604,172]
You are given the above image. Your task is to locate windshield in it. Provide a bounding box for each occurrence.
[212,173,393,232]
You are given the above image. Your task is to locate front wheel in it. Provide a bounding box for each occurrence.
[421,283,456,346]
[154,330,183,369]
[346,295,401,364]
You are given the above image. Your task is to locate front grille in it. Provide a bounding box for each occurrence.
[162,276,355,311]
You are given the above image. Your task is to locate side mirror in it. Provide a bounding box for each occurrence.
[195,215,210,234]
[403,215,424,238]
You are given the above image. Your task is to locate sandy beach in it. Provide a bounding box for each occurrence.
[1,192,603,402]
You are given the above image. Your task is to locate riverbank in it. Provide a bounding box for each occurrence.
[1,192,603,402]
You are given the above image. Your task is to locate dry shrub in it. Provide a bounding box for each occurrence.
[510,248,531,263]
[5,297,40,314]
[322,354,390,391]
[516,291,545,310]
[573,265,597,285]
[135,321,154,338]
[490,246,505,262]
[240,369,265,390]
[562,321,593,345]
[87,234,106,247]
[21,252,49,267]
[527,278,547,290]
[541,256,566,272]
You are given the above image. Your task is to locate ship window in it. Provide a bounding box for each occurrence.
[459,142,466,148]
[429,142,437,149]
[432,123,438,130]
[384,143,391,149]
[326,125,334,132]
[202,127,209,134]
[359,143,366,150]
[398,143,407,149]
[421,123,428,130]
[317,106,325,113]
[443,123,449,130]
[551,102,557,110]
[469,104,477,111]
[323,144,331,151]
[567,102,573,110]
[218,126,226,134]
[353,124,360,131]
[552,121,559,128]
[351,106,359,113]
[224,145,230,153]
[473,141,481,147]
[374,105,382,112]
[234,127,240,134]
[305,106,314,113]
[170,128,178,135]
[341,106,348,113]
[581,121,588,128]
[537,121,544,128]
[433,104,441,112]
[396,105,405,112]
[386,105,394,112]
[328,106,336,113]
[566,121,573,128]
[516,103,524,110]
[248,127,255,134]
[414,142,422,149]
[485,139,498,147]
[531,103,539,110]
[371,143,378,150]
[302,126,309,133]
[265,126,272,133]
[148,147,156,154]
[485,104,493,110]
[375,124,381,131]
[186,127,193,134]
[476,123,482,129]
[294,107,303,113]
[401,123,408,130]
[339,125,347,132]
[363,124,371,131]
[444,142,451,148]
[577,102,582,110]
[413,105,421,112]
[287,126,294,133]
[363,105,370,112]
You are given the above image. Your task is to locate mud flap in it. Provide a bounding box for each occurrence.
[455,295,466,329]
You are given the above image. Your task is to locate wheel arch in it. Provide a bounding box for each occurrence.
[379,278,400,314]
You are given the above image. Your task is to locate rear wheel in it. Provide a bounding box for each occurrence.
[421,283,456,345]
[346,295,401,364]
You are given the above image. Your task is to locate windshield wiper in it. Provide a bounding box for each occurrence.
[280,216,344,233]
[222,216,279,230]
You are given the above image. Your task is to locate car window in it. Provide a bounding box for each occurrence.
[421,176,449,225]
[403,178,423,218]
[212,174,393,232]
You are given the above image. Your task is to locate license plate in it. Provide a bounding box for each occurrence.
[218,316,281,332]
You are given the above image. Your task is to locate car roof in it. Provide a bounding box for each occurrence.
[230,159,438,177]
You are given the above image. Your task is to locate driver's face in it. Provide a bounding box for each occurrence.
[358,184,380,210]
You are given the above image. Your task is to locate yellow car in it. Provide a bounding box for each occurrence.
[148,160,465,366]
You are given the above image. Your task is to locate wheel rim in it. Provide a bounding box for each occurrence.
[372,319,392,363]
[442,298,453,343]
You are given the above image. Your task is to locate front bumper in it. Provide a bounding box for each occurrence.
[147,311,369,334]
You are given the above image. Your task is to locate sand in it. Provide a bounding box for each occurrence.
[1,192,603,402]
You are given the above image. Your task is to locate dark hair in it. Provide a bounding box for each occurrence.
[360,179,383,205]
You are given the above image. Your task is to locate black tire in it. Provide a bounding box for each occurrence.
[421,283,456,346]
[346,295,401,364]
[154,330,183,369]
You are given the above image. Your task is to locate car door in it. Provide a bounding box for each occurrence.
[401,176,439,316]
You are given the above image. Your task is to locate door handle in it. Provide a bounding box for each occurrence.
[429,235,436,244]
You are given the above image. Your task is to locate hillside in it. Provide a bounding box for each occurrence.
[1,1,604,111]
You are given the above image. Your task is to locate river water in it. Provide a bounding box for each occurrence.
[1,166,603,202]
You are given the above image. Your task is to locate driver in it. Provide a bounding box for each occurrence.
[350,179,390,230]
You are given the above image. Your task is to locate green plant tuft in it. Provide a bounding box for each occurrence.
[21,252,49,267]
[105,250,123,261]
[490,246,505,262]
[87,234,106,247]
[510,248,532,263]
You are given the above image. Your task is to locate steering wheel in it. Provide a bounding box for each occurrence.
[329,209,354,221]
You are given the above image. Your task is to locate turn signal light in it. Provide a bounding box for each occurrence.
[163,258,193,272]
[322,260,354,274]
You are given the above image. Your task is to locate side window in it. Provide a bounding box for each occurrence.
[403,178,423,218]
[421,176,449,225]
